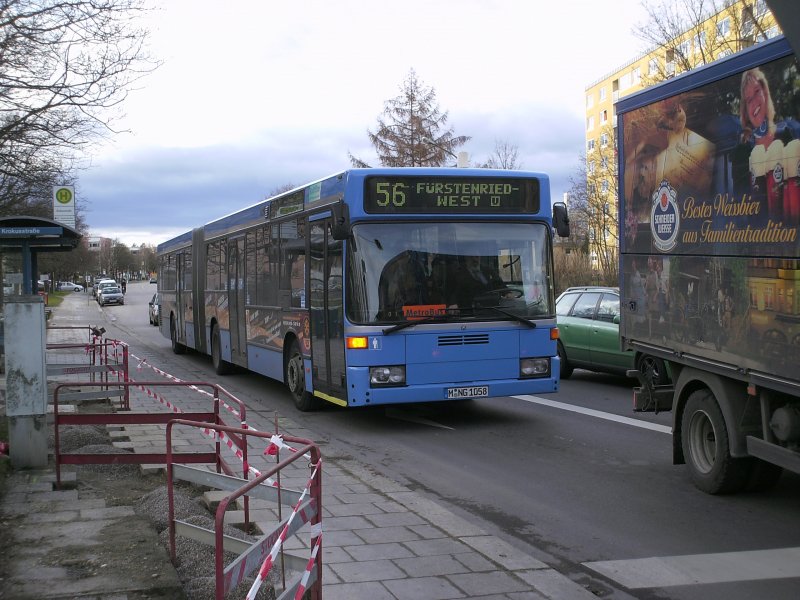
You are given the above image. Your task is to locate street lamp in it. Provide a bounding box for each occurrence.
[422,137,469,168]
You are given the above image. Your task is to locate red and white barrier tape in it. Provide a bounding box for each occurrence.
[246,460,321,600]
[294,528,322,600]
[131,352,311,461]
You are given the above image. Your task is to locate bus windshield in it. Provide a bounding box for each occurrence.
[346,221,553,324]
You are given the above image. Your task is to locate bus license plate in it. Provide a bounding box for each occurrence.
[447,386,489,399]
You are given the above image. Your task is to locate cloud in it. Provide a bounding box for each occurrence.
[83,99,588,247]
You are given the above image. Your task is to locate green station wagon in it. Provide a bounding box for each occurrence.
[555,286,669,387]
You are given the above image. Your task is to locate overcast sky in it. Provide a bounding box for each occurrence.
[80,0,652,246]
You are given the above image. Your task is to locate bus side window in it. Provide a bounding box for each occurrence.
[291,255,306,308]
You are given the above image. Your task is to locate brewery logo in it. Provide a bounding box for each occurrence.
[773,160,784,185]
[650,180,679,252]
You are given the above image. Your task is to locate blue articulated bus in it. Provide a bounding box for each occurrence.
[157,168,570,411]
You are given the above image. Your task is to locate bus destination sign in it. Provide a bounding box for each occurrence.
[364,176,539,214]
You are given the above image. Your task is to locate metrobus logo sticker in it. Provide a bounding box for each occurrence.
[650,180,680,252]
[402,304,447,320]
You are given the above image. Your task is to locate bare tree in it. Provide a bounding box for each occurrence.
[350,69,469,168]
[635,0,780,83]
[0,0,158,215]
[567,125,620,284]
[478,139,522,170]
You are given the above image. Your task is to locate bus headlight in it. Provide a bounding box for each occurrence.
[520,358,549,378]
[370,365,406,386]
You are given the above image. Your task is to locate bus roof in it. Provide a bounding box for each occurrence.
[157,167,551,254]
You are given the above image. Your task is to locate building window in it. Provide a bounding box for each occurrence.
[718,48,733,59]
[677,39,691,60]
[601,180,609,194]
[586,93,594,108]
[648,57,659,74]
[620,72,632,90]
[600,133,609,147]
[587,139,596,152]
[716,17,730,38]
[587,116,595,131]
[599,87,607,102]
[742,13,754,38]
[600,109,608,124]
[600,157,609,170]
[631,67,641,86]
[588,161,595,173]
[693,31,706,53]
[755,0,768,18]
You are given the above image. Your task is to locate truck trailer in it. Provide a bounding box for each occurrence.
[617,36,800,494]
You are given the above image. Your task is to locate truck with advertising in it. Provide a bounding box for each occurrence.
[618,36,800,494]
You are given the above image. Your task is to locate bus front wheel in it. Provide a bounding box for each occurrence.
[211,324,232,375]
[557,341,573,379]
[285,340,318,411]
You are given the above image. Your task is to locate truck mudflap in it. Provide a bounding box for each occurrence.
[628,369,674,412]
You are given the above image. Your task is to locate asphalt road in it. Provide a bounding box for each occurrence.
[95,282,800,600]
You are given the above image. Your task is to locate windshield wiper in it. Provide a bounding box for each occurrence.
[382,312,460,335]
[485,306,537,328]
[383,306,537,334]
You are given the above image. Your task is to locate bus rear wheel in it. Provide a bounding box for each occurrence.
[211,324,232,375]
[681,389,749,494]
[285,340,318,411]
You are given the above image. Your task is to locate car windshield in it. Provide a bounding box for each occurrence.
[346,221,553,325]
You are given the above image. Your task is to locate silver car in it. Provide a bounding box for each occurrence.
[98,285,124,306]
[148,292,159,325]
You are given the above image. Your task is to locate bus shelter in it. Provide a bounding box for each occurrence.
[0,215,82,294]
[1,216,81,467]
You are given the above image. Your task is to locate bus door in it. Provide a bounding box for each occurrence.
[309,219,346,401]
[226,237,248,367]
[174,253,185,343]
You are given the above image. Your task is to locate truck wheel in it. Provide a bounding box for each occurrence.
[170,317,186,355]
[681,389,749,494]
[285,340,318,411]
[211,324,232,375]
[557,341,573,379]
[636,354,669,387]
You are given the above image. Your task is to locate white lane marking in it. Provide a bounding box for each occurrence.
[513,395,672,435]
[584,547,800,588]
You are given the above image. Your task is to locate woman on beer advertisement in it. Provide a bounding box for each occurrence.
[740,65,799,224]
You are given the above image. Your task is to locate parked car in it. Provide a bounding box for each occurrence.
[97,285,124,306]
[148,292,160,326]
[57,281,84,292]
[555,286,669,386]
[94,279,117,299]
[149,276,157,284]
[92,278,116,298]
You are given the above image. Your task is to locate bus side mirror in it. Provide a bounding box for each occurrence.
[553,201,570,238]
[330,202,351,240]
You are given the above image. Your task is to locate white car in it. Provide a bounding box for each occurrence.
[57,282,84,292]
